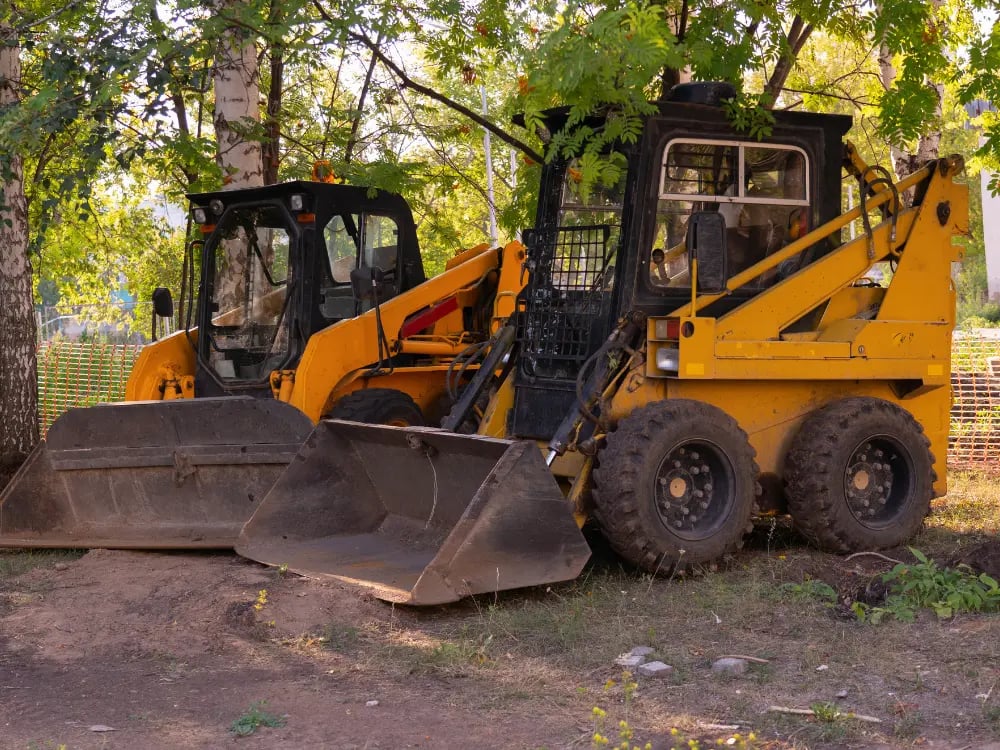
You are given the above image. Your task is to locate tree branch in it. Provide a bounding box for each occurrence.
[344,32,382,165]
[311,0,543,163]
[762,15,813,107]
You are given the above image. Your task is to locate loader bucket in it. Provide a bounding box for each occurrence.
[0,398,313,549]
[235,421,591,605]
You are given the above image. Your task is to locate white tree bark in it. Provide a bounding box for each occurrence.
[211,0,263,310]
[0,21,39,469]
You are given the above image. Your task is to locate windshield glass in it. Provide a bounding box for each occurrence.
[207,204,294,381]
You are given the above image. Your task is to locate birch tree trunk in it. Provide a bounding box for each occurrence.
[0,21,39,482]
[212,0,263,310]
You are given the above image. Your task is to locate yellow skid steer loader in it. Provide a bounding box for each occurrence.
[1,181,592,596]
[236,83,968,604]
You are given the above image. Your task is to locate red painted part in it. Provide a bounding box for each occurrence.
[399,297,460,339]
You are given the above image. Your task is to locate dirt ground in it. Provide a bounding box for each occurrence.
[2,517,1000,750]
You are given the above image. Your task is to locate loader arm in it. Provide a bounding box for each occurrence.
[287,241,526,422]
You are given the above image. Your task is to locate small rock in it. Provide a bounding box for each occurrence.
[637,661,673,678]
[835,688,849,699]
[54,563,68,571]
[816,664,829,672]
[615,653,646,668]
[365,700,379,707]
[629,646,655,658]
[88,725,116,732]
[711,657,748,676]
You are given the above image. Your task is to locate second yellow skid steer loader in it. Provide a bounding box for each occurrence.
[237,82,968,605]
[0,180,590,587]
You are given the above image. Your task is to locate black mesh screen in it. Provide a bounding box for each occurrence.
[517,225,615,381]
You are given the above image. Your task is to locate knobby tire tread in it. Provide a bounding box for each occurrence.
[592,400,759,573]
[784,397,935,553]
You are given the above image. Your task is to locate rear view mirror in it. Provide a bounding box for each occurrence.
[152,287,174,318]
[150,287,174,341]
[687,211,728,294]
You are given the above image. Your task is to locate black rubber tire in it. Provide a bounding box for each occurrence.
[784,397,935,553]
[592,400,759,573]
[326,388,425,426]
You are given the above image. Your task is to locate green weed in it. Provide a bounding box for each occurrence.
[230,701,285,737]
[852,548,1000,623]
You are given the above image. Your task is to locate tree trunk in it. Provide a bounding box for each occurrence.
[0,22,39,483]
[261,0,283,186]
[211,0,263,310]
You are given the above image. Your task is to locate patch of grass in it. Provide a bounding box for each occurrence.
[321,622,360,654]
[0,549,84,579]
[389,631,496,676]
[927,472,1000,536]
[893,708,924,739]
[776,578,838,605]
[230,701,285,737]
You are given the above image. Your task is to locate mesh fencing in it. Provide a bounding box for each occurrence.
[36,341,143,436]
[34,332,1000,471]
[950,330,1000,471]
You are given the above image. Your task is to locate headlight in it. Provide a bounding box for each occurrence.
[209,198,225,216]
[290,193,306,211]
[655,346,679,372]
[192,207,208,224]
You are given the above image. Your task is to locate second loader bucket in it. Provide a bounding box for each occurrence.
[0,398,313,549]
[236,421,592,605]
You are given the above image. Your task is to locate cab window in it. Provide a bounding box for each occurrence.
[649,140,809,290]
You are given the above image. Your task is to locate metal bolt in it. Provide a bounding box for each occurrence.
[690,452,700,460]
[693,490,704,498]
[659,477,668,485]
[689,515,698,523]
[690,467,700,475]
[673,461,682,469]
[704,484,712,492]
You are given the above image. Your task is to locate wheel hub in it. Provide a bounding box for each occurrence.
[844,440,908,527]
[654,445,730,540]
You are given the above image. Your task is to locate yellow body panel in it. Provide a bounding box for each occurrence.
[124,329,197,401]
[608,375,950,497]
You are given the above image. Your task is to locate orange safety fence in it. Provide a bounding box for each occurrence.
[949,331,1000,471]
[36,341,143,437]
[36,334,1000,471]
